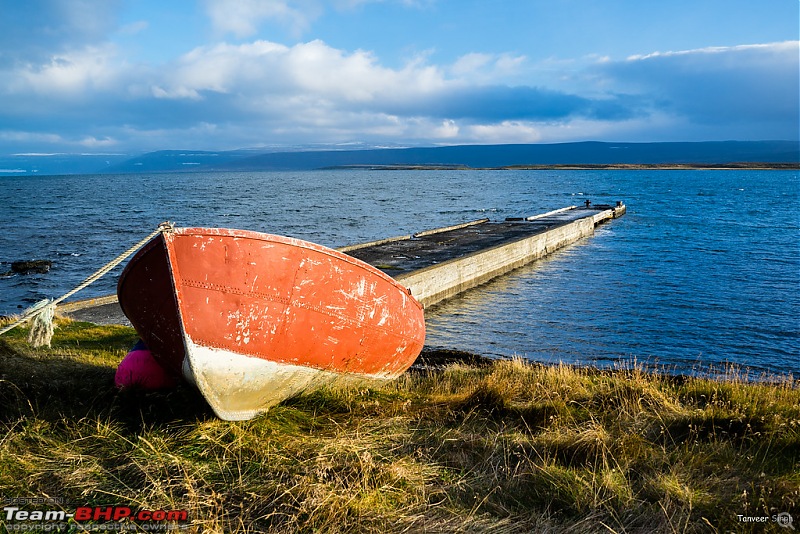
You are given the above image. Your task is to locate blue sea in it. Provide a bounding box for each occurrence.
[1,169,798,376]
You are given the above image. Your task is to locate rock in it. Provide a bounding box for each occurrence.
[11,260,53,274]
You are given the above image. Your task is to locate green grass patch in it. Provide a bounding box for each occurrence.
[1,319,798,532]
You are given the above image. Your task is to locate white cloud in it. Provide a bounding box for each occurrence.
[449,52,526,82]
[151,85,202,100]
[204,0,320,38]
[0,131,65,144]
[625,41,798,61]
[8,45,125,97]
[465,121,542,143]
[203,0,436,40]
[156,39,448,109]
[450,53,493,76]
[79,136,117,148]
[333,0,435,9]
[432,119,459,139]
[599,40,799,134]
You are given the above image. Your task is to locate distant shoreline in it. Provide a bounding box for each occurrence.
[5,141,797,174]
[324,162,800,171]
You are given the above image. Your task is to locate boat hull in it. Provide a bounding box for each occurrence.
[118,228,426,420]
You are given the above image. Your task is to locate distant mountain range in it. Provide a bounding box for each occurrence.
[2,141,798,176]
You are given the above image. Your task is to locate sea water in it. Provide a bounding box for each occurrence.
[1,169,797,375]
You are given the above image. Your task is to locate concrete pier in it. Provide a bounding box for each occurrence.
[60,201,625,323]
[345,202,625,308]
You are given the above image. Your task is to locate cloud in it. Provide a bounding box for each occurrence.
[153,40,446,109]
[150,39,632,129]
[203,0,436,39]
[397,85,639,123]
[432,119,459,139]
[9,44,125,96]
[333,0,436,10]
[79,135,117,148]
[0,10,796,155]
[0,130,66,145]
[449,52,527,83]
[596,41,799,138]
[465,121,542,143]
[203,0,322,38]
[0,0,121,65]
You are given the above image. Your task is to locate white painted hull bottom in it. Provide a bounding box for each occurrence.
[181,336,393,421]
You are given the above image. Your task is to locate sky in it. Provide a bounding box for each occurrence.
[0,0,798,155]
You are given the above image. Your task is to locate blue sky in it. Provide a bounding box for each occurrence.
[0,0,797,155]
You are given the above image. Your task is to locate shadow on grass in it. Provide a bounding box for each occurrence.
[0,338,214,431]
[655,414,768,444]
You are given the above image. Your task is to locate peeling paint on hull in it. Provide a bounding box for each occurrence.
[117,228,426,420]
[182,338,384,421]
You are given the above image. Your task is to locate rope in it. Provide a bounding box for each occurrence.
[27,299,54,346]
[0,222,174,344]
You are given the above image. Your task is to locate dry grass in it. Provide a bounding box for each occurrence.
[0,318,798,533]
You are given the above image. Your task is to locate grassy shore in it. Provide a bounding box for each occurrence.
[1,318,798,533]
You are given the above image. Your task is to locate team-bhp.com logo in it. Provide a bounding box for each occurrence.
[3,504,189,531]
[74,507,188,522]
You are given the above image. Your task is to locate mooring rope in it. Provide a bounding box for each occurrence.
[0,221,174,345]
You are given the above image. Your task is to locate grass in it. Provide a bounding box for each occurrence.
[0,317,798,533]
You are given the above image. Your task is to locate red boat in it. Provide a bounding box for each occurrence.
[117,227,426,420]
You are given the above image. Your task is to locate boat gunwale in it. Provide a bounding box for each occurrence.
[171,226,424,311]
